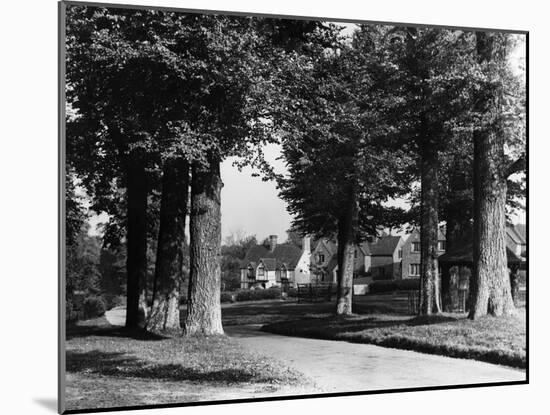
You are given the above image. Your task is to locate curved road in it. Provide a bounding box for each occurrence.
[105,308,525,393]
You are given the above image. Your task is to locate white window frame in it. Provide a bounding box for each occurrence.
[409,263,420,277]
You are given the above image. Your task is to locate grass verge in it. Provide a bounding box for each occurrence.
[65,317,309,411]
[262,309,526,368]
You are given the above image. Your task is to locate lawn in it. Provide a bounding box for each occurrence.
[65,317,311,411]
[262,308,526,369]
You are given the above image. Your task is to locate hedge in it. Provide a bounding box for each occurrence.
[367,278,420,293]
[83,296,107,319]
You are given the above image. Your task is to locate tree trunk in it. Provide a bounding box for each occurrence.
[441,264,452,312]
[509,265,520,306]
[419,147,441,315]
[335,185,358,316]
[147,158,190,332]
[125,151,148,329]
[184,157,224,335]
[469,32,515,319]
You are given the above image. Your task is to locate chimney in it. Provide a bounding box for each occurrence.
[269,235,278,251]
[302,235,311,254]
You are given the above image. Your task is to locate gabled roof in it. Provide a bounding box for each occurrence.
[259,258,277,271]
[314,238,337,256]
[241,243,303,269]
[358,241,371,255]
[369,236,402,256]
[507,224,526,245]
[439,240,522,265]
[515,224,526,242]
[326,256,338,273]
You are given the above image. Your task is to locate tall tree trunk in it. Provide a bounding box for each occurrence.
[335,184,358,316]
[419,147,441,315]
[125,151,148,329]
[184,157,224,335]
[469,32,515,319]
[147,158,190,332]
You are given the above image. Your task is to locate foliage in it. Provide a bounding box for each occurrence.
[368,278,420,293]
[83,296,107,319]
[274,25,413,243]
[235,287,282,302]
[221,234,257,291]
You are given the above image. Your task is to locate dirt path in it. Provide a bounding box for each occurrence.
[225,324,525,393]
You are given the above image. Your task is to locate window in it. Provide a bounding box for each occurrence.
[257,266,265,278]
[438,241,446,251]
[410,263,420,277]
[398,248,403,259]
[412,242,420,253]
[354,249,358,259]
[318,253,325,263]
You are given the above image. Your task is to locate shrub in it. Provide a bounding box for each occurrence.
[368,278,420,294]
[286,287,298,298]
[102,294,126,310]
[220,291,235,303]
[235,286,282,302]
[83,296,106,319]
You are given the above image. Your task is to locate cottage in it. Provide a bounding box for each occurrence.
[400,228,446,279]
[506,224,526,259]
[240,235,311,289]
[311,239,370,283]
[368,235,405,279]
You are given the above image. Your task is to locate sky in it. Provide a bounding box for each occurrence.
[87,28,527,241]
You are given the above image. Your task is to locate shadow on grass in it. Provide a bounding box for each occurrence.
[66,350,256,383]
[262,313,461,336]
[66,321,167,341]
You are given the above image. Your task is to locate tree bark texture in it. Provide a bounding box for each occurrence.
[509,266,520,307]
[419,147,442,315]
[147,158,190,332]
[184,157,224,335]
[335,184,358,316]
[125,151,148,329]
[469,32,515,319]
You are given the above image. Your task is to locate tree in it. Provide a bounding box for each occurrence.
[468,32,525,319]
[276,26,411,315]
[381,27,480,315]
[147,158,189,332]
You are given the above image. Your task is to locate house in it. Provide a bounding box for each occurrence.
[240,235,311,289]
[400,228,446,279]
[369,235,405,280]
[311,239,371,283]
[506,224,526,259]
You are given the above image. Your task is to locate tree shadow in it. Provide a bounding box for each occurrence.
[66,323,167,341]
[262,313,462,336]
[66,350,256,383]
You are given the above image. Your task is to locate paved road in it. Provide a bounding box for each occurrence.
[105,308,525,393]
[225,325,525,392]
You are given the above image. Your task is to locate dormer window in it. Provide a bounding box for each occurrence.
[257,265,265,278]
[247,266,255,279]
[318,253,325,263]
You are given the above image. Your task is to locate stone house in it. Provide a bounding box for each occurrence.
[506,224,526,259]
[311,238,371,283]
[368,235,405,280]
[400,228,446,279]
[239,235,311,289]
